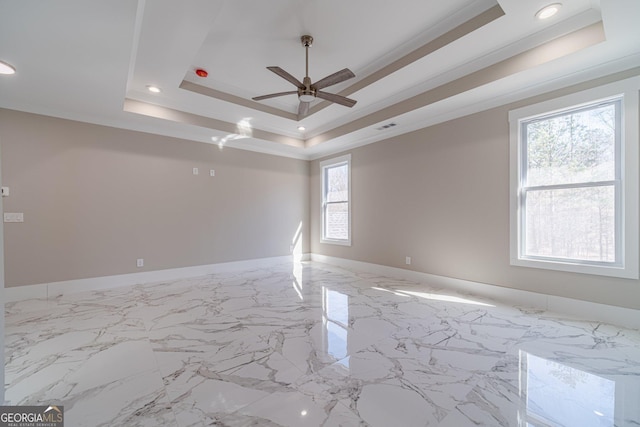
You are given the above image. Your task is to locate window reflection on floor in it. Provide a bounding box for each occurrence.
[322,287,349,361]
[520,351,615,427]
[291,261,303,300]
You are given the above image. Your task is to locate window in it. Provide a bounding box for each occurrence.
[321,154,351,245]
[509,77,639,278]
[522,100,620,263]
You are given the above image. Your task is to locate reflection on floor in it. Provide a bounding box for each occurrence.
[5,261,640,426]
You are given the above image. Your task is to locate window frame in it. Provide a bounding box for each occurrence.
[320,154,352,246]
[509,77,639,278]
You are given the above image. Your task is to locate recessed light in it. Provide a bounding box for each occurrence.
[297,126,306,131]
[536,3,561,20]
[146,85,161,93]
[0,60,16,75]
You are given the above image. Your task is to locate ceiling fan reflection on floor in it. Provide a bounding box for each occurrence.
[252,35,357,118]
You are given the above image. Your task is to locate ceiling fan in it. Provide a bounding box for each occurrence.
[252,35,357,118]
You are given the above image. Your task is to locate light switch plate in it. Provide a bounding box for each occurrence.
[4,212,24,222]
[1,187,9,197]
[193,167,199,175]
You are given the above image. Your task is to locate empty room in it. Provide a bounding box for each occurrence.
[1,0,639,426]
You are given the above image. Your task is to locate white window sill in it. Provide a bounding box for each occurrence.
[321,238,351,247]
[511,257,637,279]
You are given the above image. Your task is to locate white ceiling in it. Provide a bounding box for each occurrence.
[1,0,639,160]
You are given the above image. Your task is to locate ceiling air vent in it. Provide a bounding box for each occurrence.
[376,122,397,131]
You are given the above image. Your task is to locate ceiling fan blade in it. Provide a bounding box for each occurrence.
[316,91,357,107]
[298,101,310,117]
[252,91,298,101]
[313,68,355,90]
[267,66,304,88]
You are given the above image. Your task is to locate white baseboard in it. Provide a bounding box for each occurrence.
[310,254,640,331]
[4,254,309,303]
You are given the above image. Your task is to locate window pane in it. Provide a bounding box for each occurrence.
[326,164,348,202]
[325,202,348,240]
[524,186,615,262]
[525,104,616,187]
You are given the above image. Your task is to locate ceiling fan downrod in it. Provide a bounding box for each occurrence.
[300,35,314,101]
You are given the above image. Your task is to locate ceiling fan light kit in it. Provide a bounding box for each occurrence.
[252,35,357,118]
[0,60,16,75]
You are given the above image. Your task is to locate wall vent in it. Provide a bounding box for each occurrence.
[376,122,397,130]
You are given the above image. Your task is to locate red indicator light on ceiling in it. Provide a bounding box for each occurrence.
[195,69,208,78]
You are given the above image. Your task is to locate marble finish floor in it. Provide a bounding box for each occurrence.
[5,261,640,426]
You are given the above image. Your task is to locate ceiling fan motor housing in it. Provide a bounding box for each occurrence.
[299,76,315,102]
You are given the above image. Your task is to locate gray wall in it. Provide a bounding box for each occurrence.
[2,72,639,311]
[0,109,309,287]
[310,74,640,311]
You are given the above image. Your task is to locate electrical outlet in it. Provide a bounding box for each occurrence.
[405,256,411,265]
[210,169,215,177]
[136,258,144,267]
[193,167,199,175]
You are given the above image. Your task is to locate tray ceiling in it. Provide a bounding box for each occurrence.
[1,0,639,159]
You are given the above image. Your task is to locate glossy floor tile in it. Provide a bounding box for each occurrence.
[5,261,640,426]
